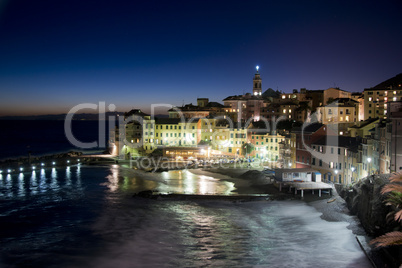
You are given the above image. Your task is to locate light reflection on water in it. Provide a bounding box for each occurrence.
[156,169,235,195]
[0,166,371,268]
[0,165,85,200]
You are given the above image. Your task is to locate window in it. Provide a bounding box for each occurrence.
[319,160,322,166]
[338,148,340,155]
[312,158,316,165]
[331,148,334,154]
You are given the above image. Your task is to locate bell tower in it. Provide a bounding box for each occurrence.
[253,66,262,96]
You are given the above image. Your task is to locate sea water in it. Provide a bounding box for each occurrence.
[0,165,371,267]
[0,120,108,160]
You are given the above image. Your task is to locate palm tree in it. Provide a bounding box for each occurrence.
[370,172,402,247]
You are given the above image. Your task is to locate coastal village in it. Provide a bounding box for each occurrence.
[110,68,402,187]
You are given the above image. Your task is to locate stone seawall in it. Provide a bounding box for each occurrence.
[335,174,398,237]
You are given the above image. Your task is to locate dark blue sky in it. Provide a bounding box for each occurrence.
[0,0,401,116]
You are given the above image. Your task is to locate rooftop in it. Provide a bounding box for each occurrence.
[312,136,359,151]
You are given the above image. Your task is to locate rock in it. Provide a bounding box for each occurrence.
[134,190,155,198]
[336,174,399,237]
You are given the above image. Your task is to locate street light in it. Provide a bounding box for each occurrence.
[334,169,339,183]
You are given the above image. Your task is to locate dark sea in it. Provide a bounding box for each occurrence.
[0,120,110,160]
[0,166,371,268]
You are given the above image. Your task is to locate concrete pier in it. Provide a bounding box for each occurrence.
[279,181,332,198]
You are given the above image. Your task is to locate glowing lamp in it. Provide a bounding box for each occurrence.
[52,162,56,165]
[20,167,23,172]
[41,163,45,166]
[7,169,11,173]
[256,65,259,72]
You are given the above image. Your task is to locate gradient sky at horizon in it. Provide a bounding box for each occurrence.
[0,0,401,116]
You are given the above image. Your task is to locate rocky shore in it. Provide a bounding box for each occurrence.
[336,174,402,267]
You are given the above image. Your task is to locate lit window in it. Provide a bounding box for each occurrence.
[283,109,286,113]
[394,91,397,94]
[289,109,292,113]
[368,97,372,101]
[282,95,286,99]
[393,97,397,101]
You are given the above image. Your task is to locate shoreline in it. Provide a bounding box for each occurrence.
[1,154,384,267]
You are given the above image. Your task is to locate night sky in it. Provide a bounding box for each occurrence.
[0,0,401,116]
